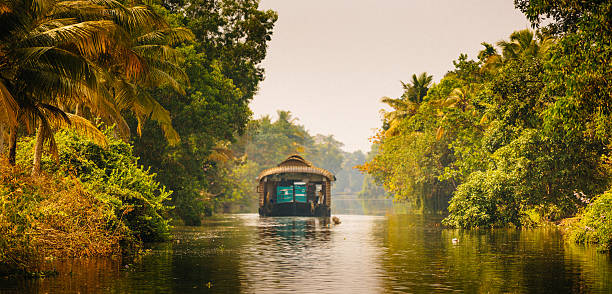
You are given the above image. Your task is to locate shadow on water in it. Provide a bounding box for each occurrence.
[1,212,611,293]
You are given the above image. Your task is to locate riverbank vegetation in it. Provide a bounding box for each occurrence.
[0,0,379,274]
[0,0,280,273]
[359,1,611,249]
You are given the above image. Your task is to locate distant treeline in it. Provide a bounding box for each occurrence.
[214,110,387,214]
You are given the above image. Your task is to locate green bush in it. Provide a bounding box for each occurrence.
[17,129,172,242]
[443,170,521,228]
[569,189,612,252]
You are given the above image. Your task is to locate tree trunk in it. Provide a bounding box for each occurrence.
[8,126,17,165]
[75,103,81,116]
[31,120,44,176]
[0,123,5,158]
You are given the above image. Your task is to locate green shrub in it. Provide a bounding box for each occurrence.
[0,162,128,275]
[569,189,612,252]
[17,128,172,242]
[443,170,521,228]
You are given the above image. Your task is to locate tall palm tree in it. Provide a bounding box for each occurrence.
[380,72,432,137]
[0,0,192,175]
[0,0,118,168]
[402,72,433,104]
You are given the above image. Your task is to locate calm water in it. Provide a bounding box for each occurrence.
[1,214,611,293]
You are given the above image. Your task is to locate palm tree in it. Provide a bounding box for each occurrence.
[443,87,473,112]
[435,86,476,140]
[380,97,419,137]
[401,72,433,104]
[380,72,432,137]
[105,25,193,144]
[0,0,192,175]
[0,0,119,168]
[480,29,554,74]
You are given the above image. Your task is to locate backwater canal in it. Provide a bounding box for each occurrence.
[1,213,611,293]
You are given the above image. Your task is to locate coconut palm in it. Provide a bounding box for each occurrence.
[0,0,120,169]
[401,72,433,104]
[0,0,192,175]
[380,72,432,137]
[435,86,476,140]
[103,25,193,144]
[480,29,554,74]
[380,97,419,137]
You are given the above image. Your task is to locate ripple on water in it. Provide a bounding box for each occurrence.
[1,214,611,293]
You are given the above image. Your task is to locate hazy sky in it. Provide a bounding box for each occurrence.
[251,0,530,152]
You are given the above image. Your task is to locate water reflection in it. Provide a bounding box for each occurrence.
[240,216,384,293]
[0,214,610,293]
[378,215,612,293]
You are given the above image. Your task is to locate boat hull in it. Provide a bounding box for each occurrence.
[259,202,330,217]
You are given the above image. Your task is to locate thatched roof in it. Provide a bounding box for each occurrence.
[257,154,336,181]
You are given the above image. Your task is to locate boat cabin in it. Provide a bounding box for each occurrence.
[257,154,335,217]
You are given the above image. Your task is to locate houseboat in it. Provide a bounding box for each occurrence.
[257,154,335,217]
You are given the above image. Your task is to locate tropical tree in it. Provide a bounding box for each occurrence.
[480,29,554,74]
[0,0,191,175]
[99,22,193,144]
[380,97,419,137]
[380,72,432,137]
[0,0,119,169]
[497,29,553,59]
[402,72,433,104]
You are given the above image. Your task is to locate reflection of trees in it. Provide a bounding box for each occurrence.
[16,258,124,293]
[440,228,610,292]
[562,242,612,292]
[169,219,249,293]
[378,216,611,292]
[378,214,437,292]
[16,215,611,293]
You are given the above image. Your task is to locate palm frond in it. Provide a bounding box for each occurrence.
[17,47,99,87]
[27,20,116,56]
[75,83,131,140]
[132,89,179,145]
[49,113,108,146]
[50,1,106,15]
[132,44,183,64]
[136,27,194,46]
[145,67,185,94]
[381,96,406,110]
[110,4,165,31]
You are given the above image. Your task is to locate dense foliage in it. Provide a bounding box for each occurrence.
[361,0,611,236]
[569,189,612,252]
[129,0,278,225]
[17,129,172,242]
[0,160,129,274]
[0,0,194,273]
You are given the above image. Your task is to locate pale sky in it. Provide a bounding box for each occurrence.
[251,0,530,152]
